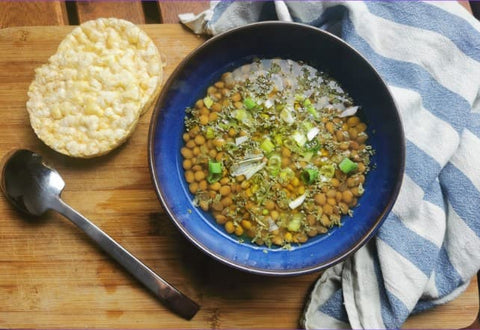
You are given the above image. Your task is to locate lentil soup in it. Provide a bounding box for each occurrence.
[181,59,373,248]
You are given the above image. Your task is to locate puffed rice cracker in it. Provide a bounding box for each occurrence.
[27,18,164,158]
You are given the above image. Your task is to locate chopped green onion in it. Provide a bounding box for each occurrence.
[339,158,358,174]
[280,108,295,124]
[287,213,303,232]
[244,98,256,110]
[203,96,213,109]
[292,131,307,147]
[273,134,283,146]
[232,109,253,126]
[206,127,215,139]
[301,168,319,184]
[303,98,312,106]
[267,154,281,176]
[305,139,320,153]
[279,167,295,183]
[260,138,275,153]
[319,164,335,178]
[307,104,319,118]
[207,160,222,183]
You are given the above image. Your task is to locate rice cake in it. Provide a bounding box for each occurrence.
[27,18,163,158]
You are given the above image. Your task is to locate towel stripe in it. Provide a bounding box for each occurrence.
[389,86,459,166]
[372,250,410,328]
[319,289,349,323]
[376,239,428,311]
[343,13,469,133]
[354,2,480,104]
[404,140,442,191]
[449,130,480,192]
[423,179,445,209]
[440,163,480,236]
[393,176,446,247]
[444,201,480,281]
[433,246,464,296]
[365,2,480,63]
[378,213,438,276]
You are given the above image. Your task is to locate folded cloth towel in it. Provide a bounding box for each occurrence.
[181,1,480,328]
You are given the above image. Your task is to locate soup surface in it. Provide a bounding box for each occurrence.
[181,59,372,248]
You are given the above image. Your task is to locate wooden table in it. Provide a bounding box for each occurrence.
[0,2,478,329]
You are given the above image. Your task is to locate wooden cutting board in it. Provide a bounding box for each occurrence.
[0,24,477,329]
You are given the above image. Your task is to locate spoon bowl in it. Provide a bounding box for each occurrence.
[1,149,199,320]
[2,149,64,216]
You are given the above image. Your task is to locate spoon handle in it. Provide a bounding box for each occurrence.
[52,198,200,320]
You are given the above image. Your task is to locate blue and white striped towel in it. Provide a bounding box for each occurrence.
[180,1,480,328]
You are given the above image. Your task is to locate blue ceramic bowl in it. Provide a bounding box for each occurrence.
[148,22,404,276]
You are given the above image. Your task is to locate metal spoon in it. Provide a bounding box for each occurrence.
[1,149,199,320]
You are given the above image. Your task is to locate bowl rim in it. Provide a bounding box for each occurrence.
[148,21,405,276]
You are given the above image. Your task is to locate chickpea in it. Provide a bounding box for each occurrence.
[357,132,368,144]
[314,193,326,206]
[208,112,218,121]
[211,102,222,112]
[326,189,337,198]
[235,225,244,236]
[307,228,318,237]
[208,149,217,158]
[214,81,225,89]
[356,122,367,132]
[194,135,206,145]
[347,116,360,127]
[335,130,344,142]
[220,177,230,185]
[327,198,336,206]
[182,133,190,142]
[192,146,200,156]
[358,162,366,173]
[183,159,192,170]
[194,171,206,182]
[213,138,225,148]
[212,201,223,212]
[338,202,349,214]
[323,204,333,215]
[325,121,335,134]
[199,115,209,125]
[336,191,343,203]
[189,182,198,194]
[225,221,235,234]
[199,200,209,211]
[209,182,221,191]
[330,178,340,187]
[207,86,217,95]
[234,101,243,109]
[199,107,210,117]
[185,170,195,183]
[264,200,275,210]
[219,185,231,196]
[342,190,353,204]
[215,214,227,224]
[241,220,252,230]
[180,147,193,159]
[281,147,291,157]
[272,235,284,246]
[199,180,208,191]
[320,214,331,227]
[186,140,196,149]
[349,127,358,139]
[270,210,279,220]
[231,93,241,102]
[195,99,204,108]
[221,197,233,207]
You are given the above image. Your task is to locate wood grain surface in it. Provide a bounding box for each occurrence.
[0,1,67,28]
[75,1,146,24]
[0,24,477,329]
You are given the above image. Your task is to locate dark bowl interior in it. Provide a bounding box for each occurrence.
[149,22,404,275]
